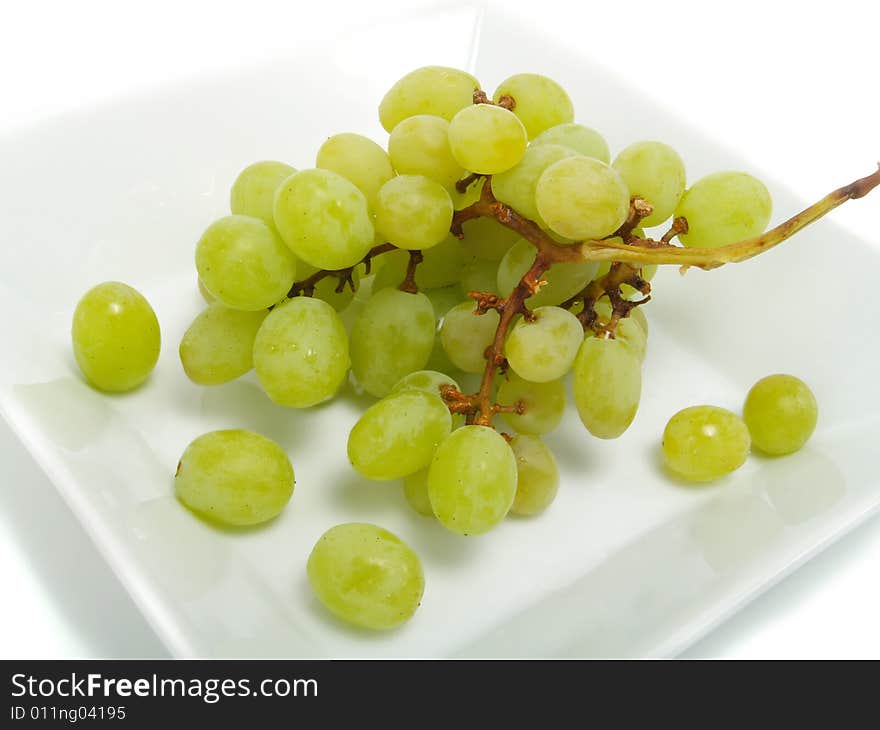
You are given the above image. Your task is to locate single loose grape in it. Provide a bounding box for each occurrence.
[374,175,454,250]
[230,160,296,228]
[509,435,559,515]
[532,122,610,163]
[573,336,641,439]
[448,104,528,175]
[307,523,424,630]
[505,306,583,382]
[179,304,267,385]
[388,115,464,189]
[497,373,566,435]
[612,141,686,227]
[493,73,574,139]
[491,144,576,227]
[497,239,598,307]
[316,133,394,206]
[439,301,500,373]
[71,281,161,392]
[743,374,818,455]
[459,217,520,261]
[175,429,294,526]
[402,470,434,517]
[379,66,480,132]
[663,406,751,482]
[428,425,517,535]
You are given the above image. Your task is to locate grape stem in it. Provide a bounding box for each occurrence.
[286,242,396,298]
[399,250,424,294]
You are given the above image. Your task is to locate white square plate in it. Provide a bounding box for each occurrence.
[1,3,878,657]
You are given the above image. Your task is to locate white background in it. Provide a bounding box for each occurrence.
[0,0,878,658]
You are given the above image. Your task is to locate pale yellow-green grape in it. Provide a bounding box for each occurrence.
[459,217,520,261]
[402,470,434,517]
[675,171,772,248]
[175,429,294,526]
[428,425,517,535]
[448,104,528,175]
[505,306,583,382]
[439,301,499,373]
[491,144,576,228]
[630,305,649,336]
[424,285,463,322]
[293,261,361,312]
[71,281,161,393]
[612,141,686,226]
[536,157,630,240]
[253,297,350,407]
[197,277,215,303]
[374,175,454,250]
[388,115,464,189]
[662,406,751,482]
[450,175,483,209]
[425,335,461,379]
[273,168,374,269]
[497,239,598,307]
[379,66,480,132]
[743,374,818,455]
[459,259,501,297]
[196,215,297,311]
[373,235,465,291]
[592,300,648,361]
[493,73,574,139]
[307,523,424,630]
[509,435,559,515]
[350,288,435,397]
[229,160,296,228]
[532,122,610,163]
[392,369,460,398]
[348,390,451,480]
[573,336,641,439]
[497,373,565,435]
[179,304,267,385]
[316,133,395,207]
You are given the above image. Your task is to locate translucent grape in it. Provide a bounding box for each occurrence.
[493,73,574,139]
[253,297,350,407]
[379,66,479,132]
[497,373,565,435]
[497,239,598,307]
[743,374,818,455]
[612,141,686,226]
[348,390,451,480]
[402,470,434,517]
[293,261,360,311]
[662,406,751,482]
[491,144,576,227]
[273,168,374,270]
[392,369,460,398]
[374,175,454,250]
[197,277,215,303]
[424,285,464,322]
[179,304,267,385]
[573,336,641,439]
[427,425,517,535]
[505,306,583,382]
[373,237,464,292]
[387,115,464,189]
[175,429,294,526]
[532,122,610,163]
[230,160,296,228]
[509,435,559,515]
[307,523,424,630]
[459,217,520,261]
[675,171,772,248]
[316,133,395,206]
[439,301,499,373]
[447,104,528,175]
[450,175,483,210]
[459,259,501,298]
[71,281,161,392]
[592,301,648,361]
[350,288,435,397]
[196,215,297,311]
[536,156,630,240]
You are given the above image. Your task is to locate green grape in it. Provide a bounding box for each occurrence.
[230,160,296,228]
[374,175,454,250]
[629,305,649,336]
[448,104,528,175]
[497,373,565,435]
[196,215,297,311]
[424,285,464,322]
[197,277,215,303]
[459,217,520,261]
[179,304,267,386]
[374,236,465,292]
[505,306,583,382]
[612,141,686,227]
[424,335,461,379]
[293,261,360,312]
[509,435,559,515]
[743,374,818,455]
[675,171,772,248]
[497,239,598,306]
[439,301,499,373]
[427,425,517,535]
[71,281,161,393]
[316,133,394,206]
[379,66,480,132]
[536,156,630,240]
[387,115,464,189]
[491,144,576,227]
[573,336,641,439]
[532,122,610,163]
[350,288,435,397]
[273,168,374,270]
[459,259,501,297]
[592,300,648,361]
[392,369,460,398]
[253,297,350,407]
[450,175,483,209]
[402,470,434,517]
[307,523,424,630]
[662,406,751,482]
[493,73,574,139]
[175,429,294,526]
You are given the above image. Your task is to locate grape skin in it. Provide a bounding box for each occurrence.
[504,306,583,383]
[497,373,566,435]
[387,115,464,190]
[447,104,528,175]
[439,301,500,373]
[316,133,394,206]
[379,66,480,133]
[374,175,454,251]
[612,141,686,227]
[230,160,296,228]
[402,470,434,517]
[493,73,574,139]
[532,122,610,163]
[662,406,751,482]
[510,435,559,516]
[573,336,642,439]
[743,374,818,455]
